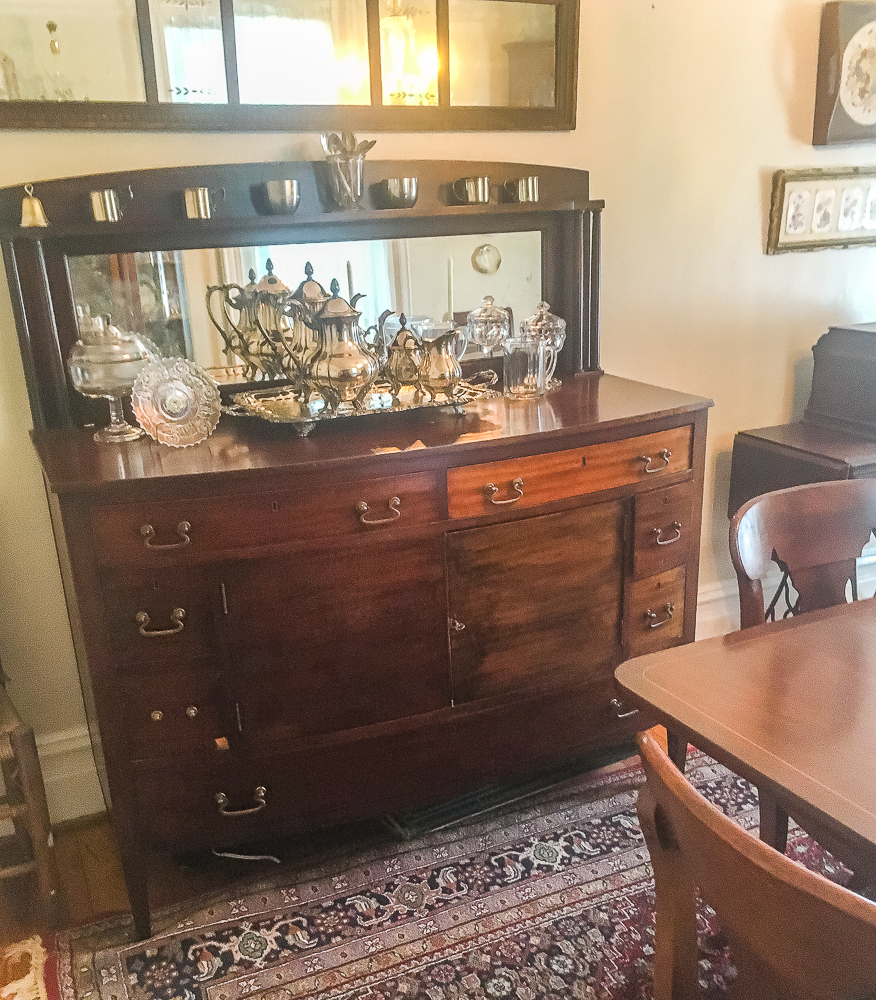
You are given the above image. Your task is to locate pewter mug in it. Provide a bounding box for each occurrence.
[184,186,225,220]
[453,176,490,205]
[91,188,123,222]
[503,176,539,203]
[372,177,418,209]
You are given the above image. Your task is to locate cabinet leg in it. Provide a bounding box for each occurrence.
[118,841,152,940]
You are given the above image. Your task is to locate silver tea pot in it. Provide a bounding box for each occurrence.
[305,279,381,410]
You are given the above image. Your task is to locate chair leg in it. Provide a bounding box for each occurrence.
[666,731,688,773]
[757,789,789,855]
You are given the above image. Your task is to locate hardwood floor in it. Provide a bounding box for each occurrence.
[0,731,667,947]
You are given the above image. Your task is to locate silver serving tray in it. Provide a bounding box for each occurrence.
[223,371,500,436]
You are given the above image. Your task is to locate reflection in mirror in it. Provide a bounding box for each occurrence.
[149,0,228,103]
[380,0,438,106]
[449,0,555,107]
[67,231,541,380]
[235,0,370,105]
[0,0,146,102]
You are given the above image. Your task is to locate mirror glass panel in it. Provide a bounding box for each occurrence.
[0,0,146,102]
[149,0,228,103]
[449,0,555,107]
[234,0,371,105]
[66,231,542,377]
[380,0,438,106]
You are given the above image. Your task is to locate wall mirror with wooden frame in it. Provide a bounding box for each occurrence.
[0,159,602,432]
[0,0,578,132]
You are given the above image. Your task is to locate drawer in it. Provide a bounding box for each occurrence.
[120,666,233,760]
[101,567,217,662]
[633,481,695,578]
[447,425,692,518]
[627,566,686,658]
[91,471,442,565]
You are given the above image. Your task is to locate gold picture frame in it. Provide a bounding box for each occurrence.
[767,167,876,253]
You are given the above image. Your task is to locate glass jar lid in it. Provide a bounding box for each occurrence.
[522,301,566,349]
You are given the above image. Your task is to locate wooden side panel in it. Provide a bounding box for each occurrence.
[447,425,692,518]
[219,530,450,741]
[446,501,624,703]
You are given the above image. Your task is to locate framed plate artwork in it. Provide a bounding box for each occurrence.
[814,2,876,144]
[767,167,876,252]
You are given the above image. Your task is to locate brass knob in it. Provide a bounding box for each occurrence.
[185,706,198,718]
[150,710,163,722]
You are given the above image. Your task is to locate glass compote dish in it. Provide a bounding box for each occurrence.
[466,295,511,357]
[67,313,158,443]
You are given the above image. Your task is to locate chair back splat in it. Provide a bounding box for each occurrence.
[729,479,876,629]
[637,731,876,1000]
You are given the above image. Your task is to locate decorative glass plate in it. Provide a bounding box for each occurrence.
[132,358,222,448]
[224,371,500,436]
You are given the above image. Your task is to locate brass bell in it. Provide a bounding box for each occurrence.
[20,184,49,228]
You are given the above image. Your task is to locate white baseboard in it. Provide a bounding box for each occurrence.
[695,579,739,640]
[36,727,105,825]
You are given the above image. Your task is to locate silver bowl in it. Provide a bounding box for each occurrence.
[371,177,419,210]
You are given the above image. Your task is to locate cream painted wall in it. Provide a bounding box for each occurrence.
[2,0,875,819]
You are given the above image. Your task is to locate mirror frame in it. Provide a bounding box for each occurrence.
[0,159,602,430]
[0,0,578,132]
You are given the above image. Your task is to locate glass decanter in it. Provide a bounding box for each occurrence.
[521,301,566,352]
[67,312,157,443]
[466,295,510,357]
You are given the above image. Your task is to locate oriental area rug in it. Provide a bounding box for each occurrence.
[51,751,846,1000]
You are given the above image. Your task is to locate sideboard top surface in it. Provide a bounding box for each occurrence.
[32,373,712,496]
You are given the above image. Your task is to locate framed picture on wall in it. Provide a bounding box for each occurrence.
[814,1,876,144]
[767,167,876,252]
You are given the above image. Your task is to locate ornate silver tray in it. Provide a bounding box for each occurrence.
[224,371,499,436]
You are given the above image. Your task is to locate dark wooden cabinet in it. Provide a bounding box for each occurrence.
[1,160,711,938]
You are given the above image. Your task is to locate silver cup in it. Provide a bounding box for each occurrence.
[263,179,300,214]
[91,188,122,222]
[504,176,539,203]
[184,186,225,220]
[453,176,490,205]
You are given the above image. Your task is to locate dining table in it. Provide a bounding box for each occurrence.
[614,598,876,867]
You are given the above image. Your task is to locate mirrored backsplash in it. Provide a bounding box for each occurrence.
[67,230,542,378]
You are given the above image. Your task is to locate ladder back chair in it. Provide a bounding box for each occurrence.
[0,668,59,921]
[727,478,876,883]
[637,731,876,1000]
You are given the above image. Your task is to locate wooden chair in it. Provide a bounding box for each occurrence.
[636,730,876,1000]
[0,669,60,923]
[726,479,876,871]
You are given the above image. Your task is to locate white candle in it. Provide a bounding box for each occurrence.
[447,257,454,322]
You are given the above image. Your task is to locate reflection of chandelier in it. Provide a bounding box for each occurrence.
[380,0,438,106]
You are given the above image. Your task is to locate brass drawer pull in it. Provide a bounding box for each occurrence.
[653,521,682,545]
[638,449,672,474]
[644,603,675,628]
[136,608,186,636]
[449,618,466,631]
[610,698,638,719]
[484,478,524,505]
[356,496,401,525]
[214,786,267,817]
[141,521,192,550]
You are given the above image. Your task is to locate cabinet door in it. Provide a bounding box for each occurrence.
[218,530,450,742]
[445,501,625,704]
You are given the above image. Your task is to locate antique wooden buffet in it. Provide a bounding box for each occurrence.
[0,160,711,937]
